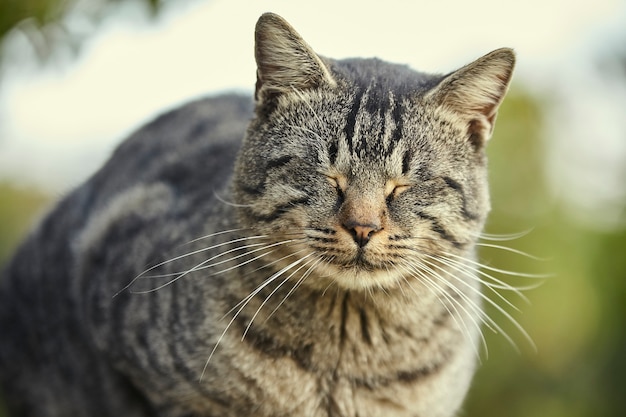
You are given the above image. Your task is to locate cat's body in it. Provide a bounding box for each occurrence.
[0,13,515,417]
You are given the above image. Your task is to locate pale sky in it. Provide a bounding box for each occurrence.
[0,0,625,226]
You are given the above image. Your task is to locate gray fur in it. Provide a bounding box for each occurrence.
[0,13,515,417]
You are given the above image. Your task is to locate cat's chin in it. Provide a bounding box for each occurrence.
[311,261,403,291]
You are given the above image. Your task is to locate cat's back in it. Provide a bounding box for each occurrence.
[1,91,253,312]
[91,93,252,199]
[0,93,252,417]
[2,92,253,277]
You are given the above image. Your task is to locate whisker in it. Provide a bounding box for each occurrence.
[209,238,304,275]
[208,248,278,277]
[401,242,521,342]
[114,233,267,296]
[476,242,547,261]
[440,252,547,300]
[399,263,487,359]
[321,279,338,298]
[200,252,311,382]
[184,228,250,245]
[213,192,254,208]
[475,229,533,241]
[444,251,551,279]
[241,253,317,340]
[429,254,529,307]
[138,241,270,279]
[130,238,302,294]
[420,255,536,353]
[220,248,311,319]
[286,124,325,142]
[289,87,326,128]
[416,263,505,358]
[138,232,309,292]
[264,256,324,323]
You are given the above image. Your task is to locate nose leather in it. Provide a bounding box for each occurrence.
[343,220,381,247]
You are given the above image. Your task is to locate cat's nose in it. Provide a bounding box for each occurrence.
[343,221,381,248]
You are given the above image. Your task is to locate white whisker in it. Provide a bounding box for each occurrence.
[213,192,254,208]
[477,242,547,261]
[399,262,486,359]
[220,248,311,319]
[115,233,267,296]
[440,252,546,300]
[184,228,250,245]
[200,251,311,382]
[133,235,307,293]
[209,239,303,275]
[475,229,533,241]
[241,253,317,340]
[130,239,301,294]
[289,87,326,128]
[138,241,270,279]
[444,251,551,279]
[420,255,536,353]
[429,254,528,308]
[264,256,324,323]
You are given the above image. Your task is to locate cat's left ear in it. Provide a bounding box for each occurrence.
[426,48,515,147]
[254,13,335,105]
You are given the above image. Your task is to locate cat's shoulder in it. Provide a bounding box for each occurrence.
[115,93,253,158]
[87,93,252,191]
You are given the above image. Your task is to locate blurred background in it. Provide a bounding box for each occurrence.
[1,0,625,416]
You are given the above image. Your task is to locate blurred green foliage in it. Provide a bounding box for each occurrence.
[0,182,49,265]
[0,0,67,40]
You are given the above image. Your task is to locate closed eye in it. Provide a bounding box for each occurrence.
[326,175,347,203]
[385,181,411,204]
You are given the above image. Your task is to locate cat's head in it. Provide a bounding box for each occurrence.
[233,13,514,291]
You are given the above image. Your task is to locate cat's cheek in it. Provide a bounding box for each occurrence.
[280,208,310,232]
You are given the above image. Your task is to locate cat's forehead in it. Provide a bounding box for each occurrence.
[321,89,436,176]
[269,91,436,180]
[265,60,467,181]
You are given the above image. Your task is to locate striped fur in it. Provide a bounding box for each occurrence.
[0,12,515,417]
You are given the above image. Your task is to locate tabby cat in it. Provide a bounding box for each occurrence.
[0,12,516,417]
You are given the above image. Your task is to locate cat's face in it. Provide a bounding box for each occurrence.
[236,86,488,290]
[233,13,514,291]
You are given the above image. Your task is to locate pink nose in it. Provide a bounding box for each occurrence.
[343,221,381,247]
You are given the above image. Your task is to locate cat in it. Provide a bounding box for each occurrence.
[0,12,516,417]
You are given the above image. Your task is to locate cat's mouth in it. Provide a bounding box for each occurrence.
[329,249,384,273]
[346,250,377,270]
[316,252,401,290]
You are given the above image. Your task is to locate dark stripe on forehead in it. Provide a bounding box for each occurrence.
[344,89,365,154]
[379,102,387,147]
[362,86,389,155]
[365,84,384,114]
[356,84,394,156]
[391,95,404,144]
[343,84,408,159]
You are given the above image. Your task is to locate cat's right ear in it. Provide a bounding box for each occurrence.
[425,48,515,148]
[254,13,335,105]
